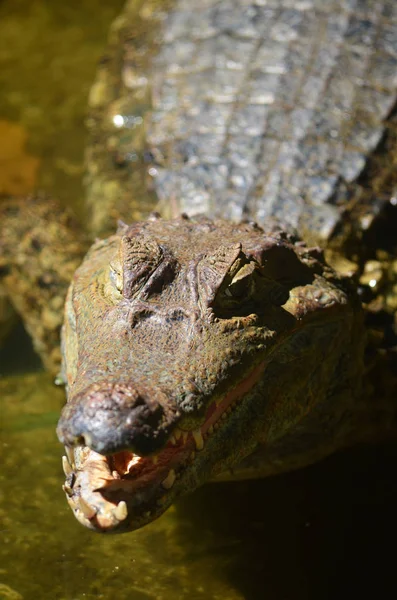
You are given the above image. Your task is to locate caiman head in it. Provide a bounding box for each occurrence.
[57,215,363,532]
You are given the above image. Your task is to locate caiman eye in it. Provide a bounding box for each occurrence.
[198,242,290,317]
[109,258,123,293]
[198,243,255,308]
[219,262,290,315]
[121,235,163,299]
[109,235,177,300]
[223,261,256,299]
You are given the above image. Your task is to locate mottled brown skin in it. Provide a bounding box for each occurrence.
[1,0,397,535]
[0,195,88,372]
[0,196,394,534]
[55,214,367,532]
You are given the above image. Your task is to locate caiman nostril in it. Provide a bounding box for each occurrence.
[57,381,179,456]
[77,433,92,447]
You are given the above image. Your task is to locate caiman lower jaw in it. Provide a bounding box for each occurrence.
[62,440,193,533]
[61,359,267,533]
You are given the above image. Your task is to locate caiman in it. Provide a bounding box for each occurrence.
[1,0,397,533]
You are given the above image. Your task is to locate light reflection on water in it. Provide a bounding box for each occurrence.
[0,1,396,599]
[2,360,397,599]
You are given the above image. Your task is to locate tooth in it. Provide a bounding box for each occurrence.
[162,469,176,489]
[169,434,176,446]
[152,455,158,465]
[63,483,73,497]
[62,455,73,477]
[182,431,188,443]
[81,432,93,447]
[126,454,141,471]
[114,500,128,521]
[208,424,214,435]
[192,429,204,451]
[221,412,227,419]
[65,446,74,466]
[77,497,96,520]
[174,428,182,441]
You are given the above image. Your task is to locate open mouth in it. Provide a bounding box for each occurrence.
[61,359,266,532]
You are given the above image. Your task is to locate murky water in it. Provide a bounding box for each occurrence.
[1,2,397,599]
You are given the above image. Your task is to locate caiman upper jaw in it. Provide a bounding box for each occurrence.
[56,381,178,456]
[58,215,362,533]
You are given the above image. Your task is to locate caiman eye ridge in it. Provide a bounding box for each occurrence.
[58,210,357,534]
[61,359,266,532]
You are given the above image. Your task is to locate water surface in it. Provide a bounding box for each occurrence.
[0,2,396,599]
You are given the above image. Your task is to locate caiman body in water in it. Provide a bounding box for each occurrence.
[1,0,397,532]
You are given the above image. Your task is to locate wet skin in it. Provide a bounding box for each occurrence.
[1,0,397,533]
[57,216,364,532]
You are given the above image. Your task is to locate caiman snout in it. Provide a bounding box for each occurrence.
[57,381,177,456]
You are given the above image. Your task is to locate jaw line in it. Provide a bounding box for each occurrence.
[62,446,175,532]
[61,358,267,532]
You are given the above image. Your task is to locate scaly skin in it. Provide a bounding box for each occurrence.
[1,0,397,533]
[55,215,367,532]
[0,195,87,373]
[54,0,397,532]
[85,0,397,248]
